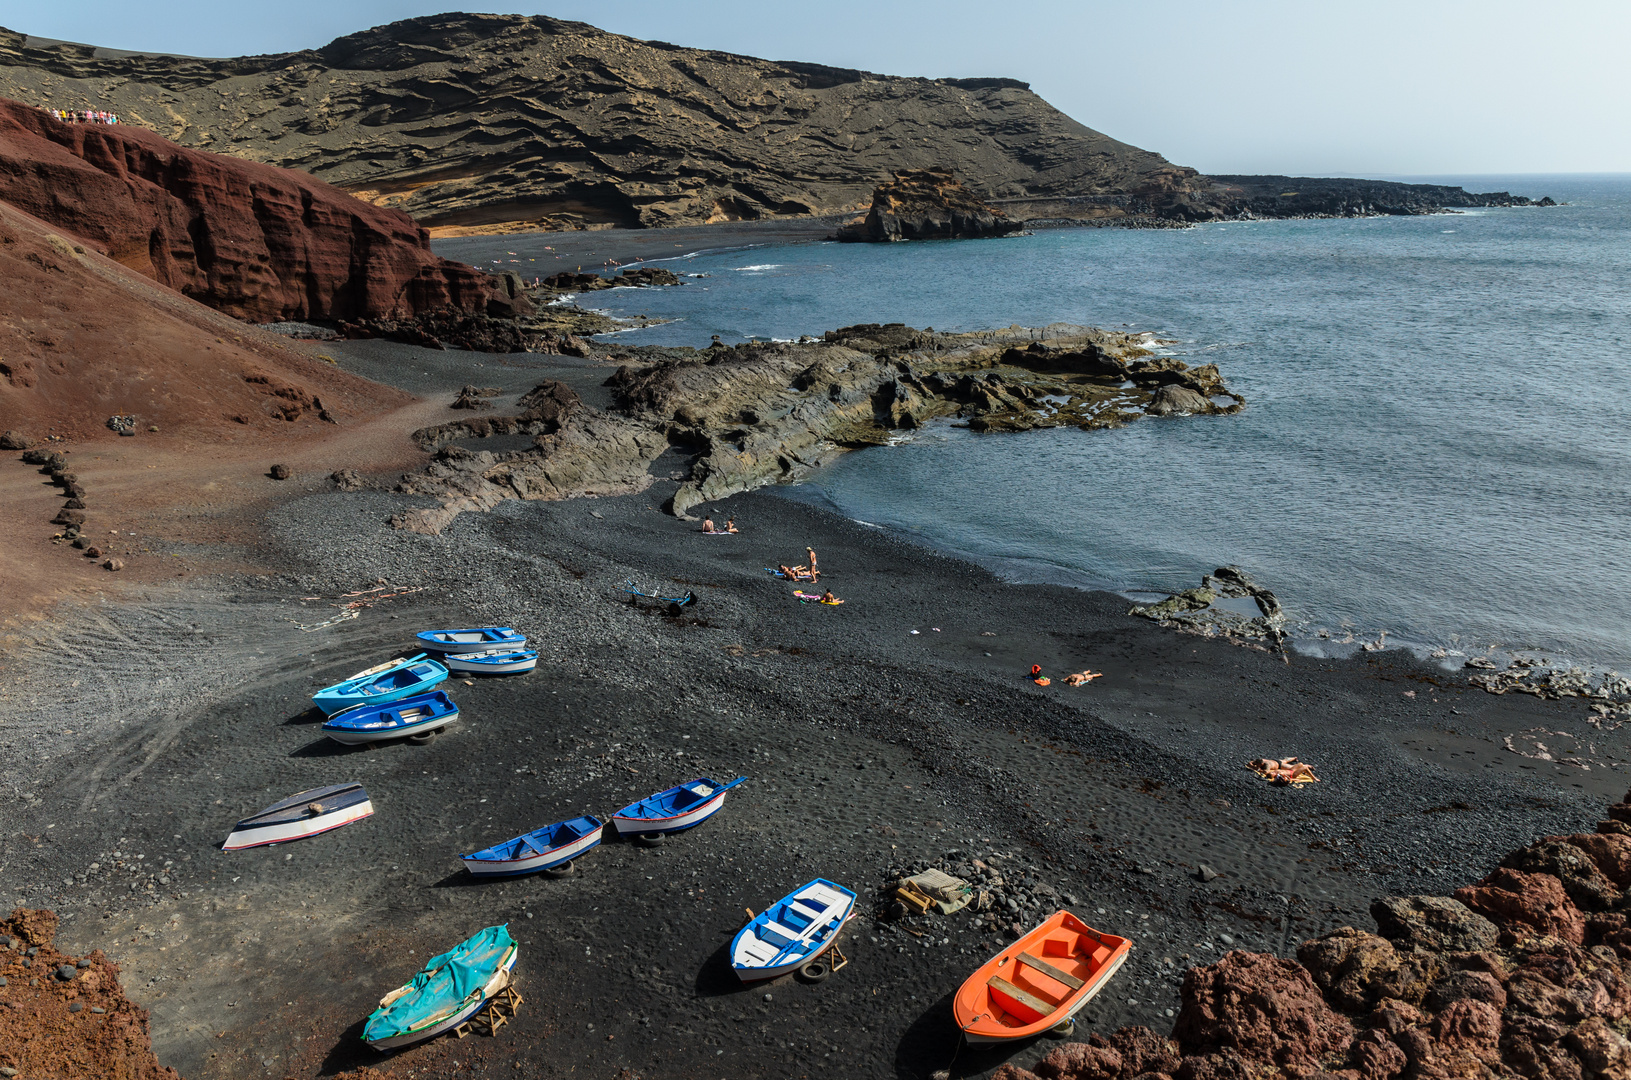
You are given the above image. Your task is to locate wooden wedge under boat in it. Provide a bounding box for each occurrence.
[953,910,1130,1042]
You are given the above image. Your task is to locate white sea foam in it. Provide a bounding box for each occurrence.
[733,264,782,271]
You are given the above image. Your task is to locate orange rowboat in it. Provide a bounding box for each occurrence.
[953,910,1131,1042]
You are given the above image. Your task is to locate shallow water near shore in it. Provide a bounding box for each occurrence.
[437,174,1631,668]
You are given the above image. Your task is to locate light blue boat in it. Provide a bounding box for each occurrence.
[731,878,856,982]
[312,654,449,716]
[321,690,459,745]
[415,627,527,654]
[363,924,519,1049]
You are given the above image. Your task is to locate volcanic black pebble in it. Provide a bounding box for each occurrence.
[69,1000,84,1012]
[55,963,75,980]
[269,464,292,480]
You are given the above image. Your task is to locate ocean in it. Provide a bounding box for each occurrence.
[443,175,1631,668]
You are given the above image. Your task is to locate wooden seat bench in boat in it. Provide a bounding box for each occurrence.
[1019,950,1085,990]
[987,974,1059,1021]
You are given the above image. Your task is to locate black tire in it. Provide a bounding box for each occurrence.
[545,860,575,876]
[1048,1018,1076,1039]
[797,960,831,984]
[636,831,666,847]
[407,727,441,744]
[666,602,683,618]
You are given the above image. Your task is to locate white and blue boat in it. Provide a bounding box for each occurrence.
[460,815,604,876]
[415,627,527,655]
[611,776,746,837]
[443,648,538,675]
[312,654,448,716]
[321,690,459,745]
[731,878,857,982]
[222,782,373,851]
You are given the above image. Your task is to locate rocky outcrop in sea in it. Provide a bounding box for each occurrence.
[387,323,1243,533]
[836,168,1025,242]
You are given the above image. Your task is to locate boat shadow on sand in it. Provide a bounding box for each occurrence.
[280,706,330,726]
[895,990,1027,1079]
[315,1016,378,1075]
[691,938,758,999]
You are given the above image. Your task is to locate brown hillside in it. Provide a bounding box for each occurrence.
[0,197,408,440]
[0,15,1210,231]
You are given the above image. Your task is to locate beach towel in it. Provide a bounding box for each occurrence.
[1247,757,1319,784]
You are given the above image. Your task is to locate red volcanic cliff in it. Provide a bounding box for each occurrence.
[0,97,492,322]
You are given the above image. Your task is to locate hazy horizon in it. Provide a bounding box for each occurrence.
[5,0,1629,177]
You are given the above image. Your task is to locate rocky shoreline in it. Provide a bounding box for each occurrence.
[385,322,1243,533]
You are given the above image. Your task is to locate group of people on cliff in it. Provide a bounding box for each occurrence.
[43,107,120,125]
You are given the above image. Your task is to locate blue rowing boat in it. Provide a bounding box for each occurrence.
[461,815,604,876]
[443,648,538,675]
[415,627,527,654]
[731,878,856,982]
[321,691,459,745]
[312,654,449,716]
[611,776,746,837]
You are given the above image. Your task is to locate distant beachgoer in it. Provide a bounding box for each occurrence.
[777,564,796,578]
[1030,664,1043,680]
[725,517,738,533]
[821,589,838,603]
[805,547,819,579]
[702,516,716,533]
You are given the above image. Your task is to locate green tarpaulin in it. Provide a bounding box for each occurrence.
[363,924,516,1043]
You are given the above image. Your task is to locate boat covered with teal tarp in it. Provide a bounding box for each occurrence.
[362,924,518,1049]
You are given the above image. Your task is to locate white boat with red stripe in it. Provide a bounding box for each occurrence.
[223,782,373,851]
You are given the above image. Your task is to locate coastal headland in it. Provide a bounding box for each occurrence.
[0,16,1549,234]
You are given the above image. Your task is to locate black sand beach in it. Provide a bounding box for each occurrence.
[2,338,1624,1080]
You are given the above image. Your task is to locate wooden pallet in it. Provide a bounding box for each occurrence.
[454,984,523,1039]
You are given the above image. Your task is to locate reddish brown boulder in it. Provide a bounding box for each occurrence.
[0,97,493,323]
[1347,1029,1407,1080]
[1564,1016,1631,1080]
[1504,841,1623,911]
[1298,927,1440,1010]
[1175,951,1354,1072]
[1108,1027,1183,1076]
[1425,968,1508,1012]
[994,1067,1043,1080]
[1557,833,1631,889]
[1370,896,1500,954]
[1035,1040,1123,1080]
[1431,998,1503,1063]
[1454,868,1586,944]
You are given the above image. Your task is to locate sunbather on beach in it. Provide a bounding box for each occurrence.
[821,589,838,603]
[726,517,739,533]
[702,516,716,533]
[806,547,820,578]
[776,564,797,579]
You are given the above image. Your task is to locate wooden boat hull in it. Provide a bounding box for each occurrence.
[364,947,518,1050]
[443,649,538,675]
[223,783,373,851]
[322,692,459,745]
[610,777,745,836]
[731,878,857,982]
[461,821,602,876]
[954,910,1132,1043]
[415,627,527,654]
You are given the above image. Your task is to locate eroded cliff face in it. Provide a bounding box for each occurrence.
[0,96,493,322]
[0,15,1208,232]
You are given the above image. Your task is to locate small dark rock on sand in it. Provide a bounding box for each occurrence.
[0,429,30,449]
[330,468,364,492]
[269,464,292,480]
[103,558,124,571]
[52,509,85,526]
[63,497,85,509]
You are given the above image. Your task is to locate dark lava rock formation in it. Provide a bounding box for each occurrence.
[0,96,493,323]
[1207,175,1553,218]
[836,168,1025,242]
[0,15,1212,232]
[0,908,180,1079]
[997,789,1631,1080]
[388,323,1242,533]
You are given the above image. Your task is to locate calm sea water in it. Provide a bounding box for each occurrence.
[445,176,1631,666]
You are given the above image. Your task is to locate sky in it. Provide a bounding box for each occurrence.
[4,0,1628,176]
